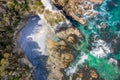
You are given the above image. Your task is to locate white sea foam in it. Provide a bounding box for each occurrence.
[41,0,70,28]
[90,39,111,58]
[108,58,118,66]
[65,53,88,75]
[27,20,49,55]
[41,0,53,11]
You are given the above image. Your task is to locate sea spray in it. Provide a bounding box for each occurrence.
[90,39,111,58]
[65,52,88,75]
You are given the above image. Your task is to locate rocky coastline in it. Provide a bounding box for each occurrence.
[52,0,103,26]
[44,0,105,80]
[26,0,104,80]
[3,0,120,80]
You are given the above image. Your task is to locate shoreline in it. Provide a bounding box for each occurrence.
[17,14,51,80]
[13,13,35,68]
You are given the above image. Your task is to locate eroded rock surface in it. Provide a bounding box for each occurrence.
[46,25,82,80]
[52,0,103,25]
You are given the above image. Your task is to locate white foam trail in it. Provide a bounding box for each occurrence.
[41,0,70,27]
[41,0,53,11]
[65,53,88,75]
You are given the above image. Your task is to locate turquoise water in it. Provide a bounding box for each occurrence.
[66,0,120,80]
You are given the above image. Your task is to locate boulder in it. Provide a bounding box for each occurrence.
[90,70,98,78]
[89,0,103,4]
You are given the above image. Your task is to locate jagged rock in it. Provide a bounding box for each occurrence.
[52,0,68,7]
[77,70,83,78]
[56,27,81,39]
[61,53,73,68]
[46,24,82,80]
[74,65,102,80]
[58,40,67,46]
[90,69,98,79]
[89,0,103,4]
[67,36,75,43]
[85,10,98,17]
[100,22,106,28]
[52,0,100,25]
[43,10,65,27]
[58,40,67,50]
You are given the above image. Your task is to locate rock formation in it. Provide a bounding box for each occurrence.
[89,0,103,4]
[43,10,65,27]
[75,64,102,80]
[46,25,82,80]
[52,0,103,25]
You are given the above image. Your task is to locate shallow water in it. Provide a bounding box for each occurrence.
[66,0,120,80]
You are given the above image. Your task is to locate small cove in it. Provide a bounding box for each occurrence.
[18,15,48,80]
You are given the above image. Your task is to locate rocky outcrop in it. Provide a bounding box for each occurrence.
[56,27,82,39]
[46,24,104,80]
[89,0,103,4]
[52,0,68,7]
[75,64,102,80]
[46,39,73,80]
[43,10,65,27]
[46,25,82,80]
[52,0,103,25]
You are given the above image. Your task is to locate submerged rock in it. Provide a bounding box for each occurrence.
[74,65,102,80]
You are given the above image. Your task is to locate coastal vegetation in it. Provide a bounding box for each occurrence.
[43,10,65,26]
[0,0,43,79]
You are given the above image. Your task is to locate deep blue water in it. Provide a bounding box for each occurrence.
[18,15,48,80]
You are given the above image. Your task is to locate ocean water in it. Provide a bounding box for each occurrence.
[66,0,120,80]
